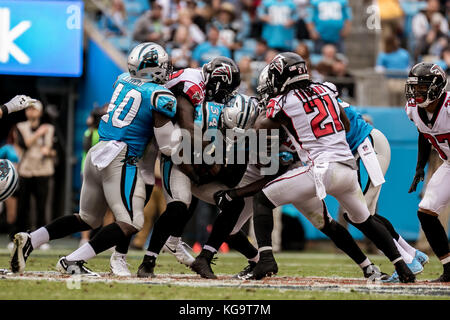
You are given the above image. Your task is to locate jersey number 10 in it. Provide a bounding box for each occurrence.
[103,83,142,128]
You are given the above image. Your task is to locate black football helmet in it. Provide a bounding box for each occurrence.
[405,62,448,108]
[202,57,240,104]
[266,52,309,97]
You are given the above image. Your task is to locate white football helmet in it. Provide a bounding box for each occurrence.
[127,42,172,84]
[256,65,270,110]
[221,93,258,135]
[0,159,18,202]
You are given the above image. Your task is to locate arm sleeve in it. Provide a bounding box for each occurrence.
[416,131,431,170]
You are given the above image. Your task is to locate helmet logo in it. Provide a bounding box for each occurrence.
[270,55,285,75]
[430,64,444,77]
[211,63,233,84]
[0,161,10,181]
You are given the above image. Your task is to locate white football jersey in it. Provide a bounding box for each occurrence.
[165,68,206,106]
[406,92,450,162]
[266,83,354,164]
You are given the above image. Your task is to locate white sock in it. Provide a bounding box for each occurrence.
[394,239,413,264]
[145,251,158,258]
[66,243,96,262]
[359,258,371,269]
[30,227,50,249]
[258,246,272,253]
[398,236,417,257]
[203,245,217,253]
[167,236,180,243]
[113,250,126,258]
[441,256,450,265]
[249,253,259,263]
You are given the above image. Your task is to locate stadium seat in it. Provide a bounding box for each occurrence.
[108,35,132,53]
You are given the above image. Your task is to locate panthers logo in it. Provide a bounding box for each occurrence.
[0,160,10,181]
[211,63,233,84]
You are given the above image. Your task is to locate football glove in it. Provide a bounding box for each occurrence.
[408,167,425,193]
[4,95,37,114]
[214,189,238,212]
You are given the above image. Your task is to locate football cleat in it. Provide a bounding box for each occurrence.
[56,257,99,277]
[384,259,421,283]
[10,232,33,273]
[162,237,195,266]
[190,250,217,279]
[233,261,257,280]
[137,255,156,278]
[110,251,131,277]
[362,263,390,281]
[246,251,278,280]
[415,250,429,266]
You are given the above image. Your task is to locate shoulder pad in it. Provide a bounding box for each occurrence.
[151,89,177,118]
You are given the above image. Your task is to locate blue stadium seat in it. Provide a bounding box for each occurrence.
[108,35,132,53]
[124,0,149,18]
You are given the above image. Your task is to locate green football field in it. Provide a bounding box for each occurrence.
[0,241,449,300]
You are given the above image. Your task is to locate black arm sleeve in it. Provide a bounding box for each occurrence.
[416,131,431,170]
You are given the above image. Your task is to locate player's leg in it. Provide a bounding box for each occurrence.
[329,162,415,283]
[416,162,450,282]
[292,196,387,280]
[10,149,104,273]
[190,182,248,278]
[250,166,316,279]
[361,130,426,278]
[138,158,193,277]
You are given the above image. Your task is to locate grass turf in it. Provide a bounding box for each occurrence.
[0,247,449,300]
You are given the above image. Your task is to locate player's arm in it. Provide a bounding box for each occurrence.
[339,104,351,132]
[0,95,36,119]
[408,131,431,193]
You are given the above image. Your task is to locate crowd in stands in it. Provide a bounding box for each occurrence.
[88,0,450,101]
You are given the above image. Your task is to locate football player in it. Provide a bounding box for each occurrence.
[0,96,36,203]
[191,67,389,281]
[332,92,429,283]
[136,57,241,277]
[405,62,450,282]
[10,43,178,276]
[249,52,415,282]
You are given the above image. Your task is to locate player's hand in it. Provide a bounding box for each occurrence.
[408,168,425,193]
[4,95,37,114]
[214,190,237,211]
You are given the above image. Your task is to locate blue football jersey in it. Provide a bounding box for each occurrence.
[99,72,177,158]
[340,99,373,154]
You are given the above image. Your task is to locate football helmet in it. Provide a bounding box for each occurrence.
[0,159,18,202]
[127,42,172,84]
[221,93,258,134]
[256,65,270,110]
[266,52,309,97]
[405,62,448,108]
[202,57,241,104]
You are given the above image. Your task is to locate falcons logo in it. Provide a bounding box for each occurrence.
[211,63,233,84]
[430,64,444,76]
[270,55,285,75]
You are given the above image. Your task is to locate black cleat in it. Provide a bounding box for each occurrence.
[395,260,416,283]
[190,250,217,279]
[10,232,33,273]
[247,251,278,280]
[363,263,390,281]
[137,255,156,278]
[233,261,257,279]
